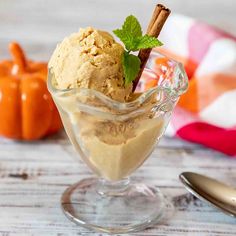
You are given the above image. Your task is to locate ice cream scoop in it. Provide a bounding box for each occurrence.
[49,27,132,102]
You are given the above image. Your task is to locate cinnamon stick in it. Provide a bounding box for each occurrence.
[146,4,166,33]
[132,4,170,92]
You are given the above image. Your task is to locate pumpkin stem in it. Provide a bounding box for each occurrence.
[9,42,27,74]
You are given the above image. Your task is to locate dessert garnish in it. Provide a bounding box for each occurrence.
[123,4,170,91]
[113,15,163,86]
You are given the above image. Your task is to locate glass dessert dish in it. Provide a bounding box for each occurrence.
[47,51,188,234]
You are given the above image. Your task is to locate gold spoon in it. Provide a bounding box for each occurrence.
[179,172,236,217]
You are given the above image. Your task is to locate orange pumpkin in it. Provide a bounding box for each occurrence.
[0,42,62,140]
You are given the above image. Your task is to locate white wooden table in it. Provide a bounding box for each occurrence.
[0,0,236,235]
[0,133,236,235]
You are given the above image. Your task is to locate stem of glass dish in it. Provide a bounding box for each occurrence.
[97,177,130,196]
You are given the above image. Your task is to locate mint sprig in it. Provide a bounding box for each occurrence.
[113,15,163,85]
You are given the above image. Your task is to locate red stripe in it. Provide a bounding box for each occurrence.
[176,122,236,156]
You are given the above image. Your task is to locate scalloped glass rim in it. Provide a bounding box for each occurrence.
[47,51,188,111]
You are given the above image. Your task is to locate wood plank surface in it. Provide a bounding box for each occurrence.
[0,132,235,235]
[0,0,235,235]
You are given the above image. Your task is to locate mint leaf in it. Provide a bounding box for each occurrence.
[122,51,141,86]
[113,29,135,51]
[122,15,142,38]
[136,35,163,49]
[113,15,142,51]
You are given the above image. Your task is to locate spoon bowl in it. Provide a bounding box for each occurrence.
[179,172,236,217]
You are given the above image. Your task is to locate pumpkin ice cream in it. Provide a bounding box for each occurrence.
[52,91,166,180]
[49,27,167,181]
[49,27,132,102]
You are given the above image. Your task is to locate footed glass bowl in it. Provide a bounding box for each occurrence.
[47,51,188,234]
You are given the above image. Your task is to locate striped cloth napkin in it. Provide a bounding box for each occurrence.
[144,14,236,156]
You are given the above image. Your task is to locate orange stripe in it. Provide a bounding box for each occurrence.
[178,77,199,113]
[178,73,236,113]
[196,73,236,111]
